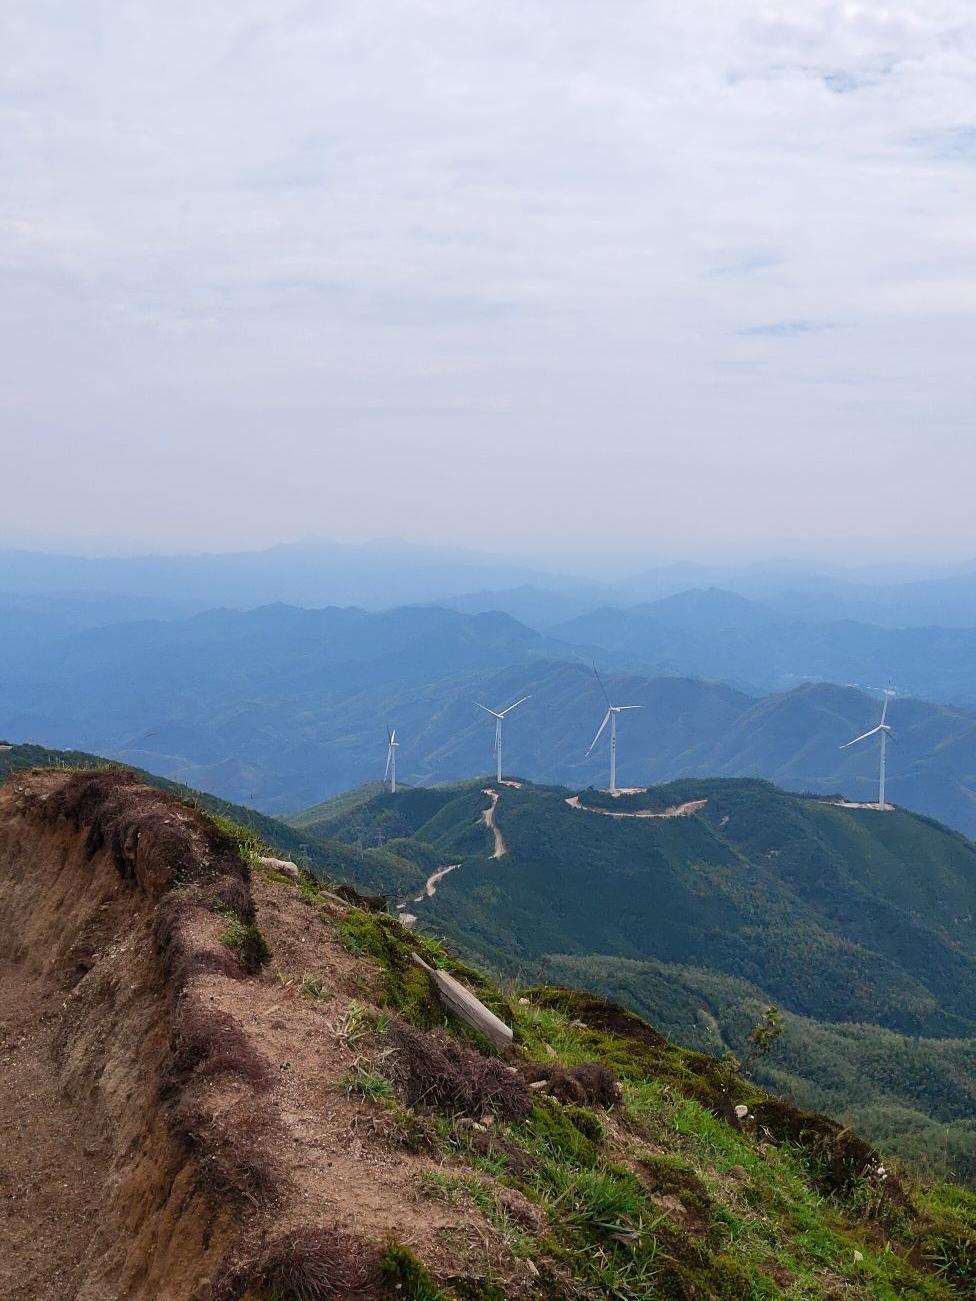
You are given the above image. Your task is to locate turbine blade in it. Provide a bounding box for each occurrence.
[592,663,612,709]
[840,725,883,749]
[498,695,530,716]
[880,695,889,726]
[475,702,502,718]
[586,709,612,757]
[615,705,642,711]
[384,748,392,779]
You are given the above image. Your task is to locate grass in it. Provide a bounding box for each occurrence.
[378,1242,451,1300]
[300,973,330,1000]
[417,1170,535,1260]
[343,1062,396,1103]
[219,916,271,970]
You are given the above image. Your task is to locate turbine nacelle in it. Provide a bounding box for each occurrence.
[585,665,642,794]
[839,689,895,808]
[475,695,530,781]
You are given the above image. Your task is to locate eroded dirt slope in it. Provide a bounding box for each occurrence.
[0,770,519,1301]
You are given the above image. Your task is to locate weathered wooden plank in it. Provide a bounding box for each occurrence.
[410,952,513,1051]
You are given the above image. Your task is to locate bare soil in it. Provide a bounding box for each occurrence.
[565,795,708,820]
[0,770,530,1300]
[481,788,507,857]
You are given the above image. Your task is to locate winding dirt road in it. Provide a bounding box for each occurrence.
[565,795,708,820]
[414,863,460,900]
[481,788,507,858]
[396,788,509,924]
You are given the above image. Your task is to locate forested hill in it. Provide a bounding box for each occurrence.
[300,776,976,1182]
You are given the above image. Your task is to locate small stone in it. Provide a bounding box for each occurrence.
[528,1080,548,1091]
[518,997,531,1006]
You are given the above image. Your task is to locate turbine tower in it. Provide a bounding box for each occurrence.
[384,725,399,794]
[585,667,641,795]
[840,690,895,808]
[475,696,530,783]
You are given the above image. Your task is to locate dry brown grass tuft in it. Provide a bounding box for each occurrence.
[210,1225,382,1300]
[523,1061,620,1109]
[169,1003,273,1091]
[387,1017,532,1120]
[171,1091,283,1207]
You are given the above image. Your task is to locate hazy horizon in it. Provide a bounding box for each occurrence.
[3,529,976,589]
[4,4,975,559]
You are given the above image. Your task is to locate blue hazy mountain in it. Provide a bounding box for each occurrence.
[3,599,976,832]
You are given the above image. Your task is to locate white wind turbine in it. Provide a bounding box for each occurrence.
[475,696,530,783]
[384,725,399,794]
[586,667,642,795]
[840,689,895,808]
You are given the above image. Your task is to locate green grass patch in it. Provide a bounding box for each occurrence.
[343,1063,395,1103]
[219,916,270,969]
[378,1242,451,1300]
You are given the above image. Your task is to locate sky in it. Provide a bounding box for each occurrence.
[2,2,975,564]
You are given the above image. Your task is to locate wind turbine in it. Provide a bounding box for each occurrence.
[585,667,641,795]
[475,696,530,783]
[840,689,895,808]
[384,725,399,794]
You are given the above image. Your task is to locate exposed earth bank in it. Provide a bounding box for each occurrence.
[0,770,515,1300]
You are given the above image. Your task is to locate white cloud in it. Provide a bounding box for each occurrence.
[1,1,975,559]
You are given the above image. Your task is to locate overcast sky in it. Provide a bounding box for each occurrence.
[2,2,974,563]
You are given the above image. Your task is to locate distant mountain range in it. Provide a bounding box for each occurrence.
[550,588,976,701]
[3,598,976,831]
[8,537,976,627]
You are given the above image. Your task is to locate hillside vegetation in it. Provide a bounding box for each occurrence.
[308,776,976,1184]
[3,762,976,1299]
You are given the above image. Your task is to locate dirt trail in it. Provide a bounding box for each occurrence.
[565,795,708,820]
[0,768,526,1300]
[395,862,462,922]
[831,800,893,811]
[413,862,461,900]
[481,788,507,858]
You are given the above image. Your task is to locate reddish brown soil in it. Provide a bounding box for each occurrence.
[0,770,529,1300]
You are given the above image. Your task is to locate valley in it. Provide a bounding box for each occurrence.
[294,775,976,1185]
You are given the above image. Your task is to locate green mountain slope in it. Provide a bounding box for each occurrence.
[309,775,976,1181]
